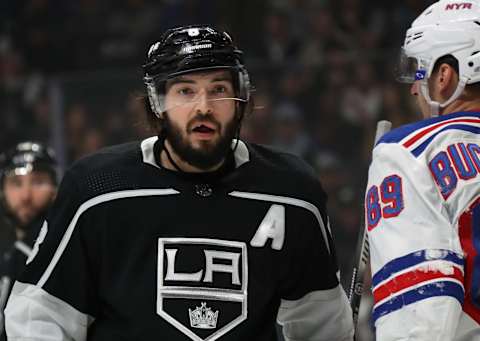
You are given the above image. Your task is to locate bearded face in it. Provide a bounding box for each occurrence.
[161,70,240,170]
[3,171,56,228]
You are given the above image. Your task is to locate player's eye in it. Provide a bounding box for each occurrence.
[213,85,226,93]
[177,87,195,96]
[210,84,232,97]
[32,178,50,186]
[10,178,23,188]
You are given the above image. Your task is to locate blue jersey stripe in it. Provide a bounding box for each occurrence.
[372,280,464,323]
[411,125,480,157]
[372,249,464,288]
[376,111,480,146]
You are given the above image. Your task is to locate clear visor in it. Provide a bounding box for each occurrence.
[4,164,34,177]
[146,68,249,115]
[395,49,427,84]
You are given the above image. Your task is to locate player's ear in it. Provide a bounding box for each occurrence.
[436,63,458,96]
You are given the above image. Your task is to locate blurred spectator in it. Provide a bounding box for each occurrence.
[260,10,301,65]
[78,127,105,158]
[340,61,382,127]
[271,102,313,158]
[65,104,89,161]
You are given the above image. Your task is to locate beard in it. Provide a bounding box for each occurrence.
[4,199,50,230]
[162,112,239,170]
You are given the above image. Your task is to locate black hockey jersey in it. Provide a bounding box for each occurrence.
[0,216,43,341]
[5,138,353,341]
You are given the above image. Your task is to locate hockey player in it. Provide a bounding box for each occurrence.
[5,25,354,341]
[0,141,58,340]
[367,0,480,339]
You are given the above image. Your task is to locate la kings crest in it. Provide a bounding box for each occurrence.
[157,238,248,341]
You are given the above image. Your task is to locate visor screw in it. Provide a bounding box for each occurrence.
[469,62,474,67]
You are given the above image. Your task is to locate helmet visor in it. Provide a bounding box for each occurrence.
[395,49,427,84]
[145,66,249,115]
[3,164,34,177]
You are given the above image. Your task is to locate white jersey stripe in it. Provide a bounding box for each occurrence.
[37,189,180,288]
[14,240,33,257]
[401,118,480,150]
[372,260,464,291]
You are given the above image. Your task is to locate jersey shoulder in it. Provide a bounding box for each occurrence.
[62,141,145,201]
[246,142,319,181]
[70,141,142,172]
[244,143,327,203]
[376,111,480,157]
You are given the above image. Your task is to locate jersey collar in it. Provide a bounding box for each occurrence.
[140,136,250,170]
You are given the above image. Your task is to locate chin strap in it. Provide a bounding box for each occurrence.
[420,76,468,117]
[163,143,185,173]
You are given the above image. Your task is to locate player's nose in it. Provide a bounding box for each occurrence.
[194,91,213,114]
[410,81,420,96]
[18,184,34,203]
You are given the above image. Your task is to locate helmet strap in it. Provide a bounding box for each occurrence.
[420,75,468,117]
[163,142,185,173]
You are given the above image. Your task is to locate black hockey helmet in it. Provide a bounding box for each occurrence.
[143,25,252,117]
[0,141,58,186]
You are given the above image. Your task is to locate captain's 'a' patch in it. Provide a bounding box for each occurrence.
[157,238,248,341]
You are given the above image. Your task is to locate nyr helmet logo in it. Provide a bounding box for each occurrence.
[415,69,426,81]
[445,2,472,10]
[157,238,248,341]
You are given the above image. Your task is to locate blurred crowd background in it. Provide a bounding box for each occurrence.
[1,0,436,339]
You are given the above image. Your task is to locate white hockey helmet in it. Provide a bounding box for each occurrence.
[398,0,480,115]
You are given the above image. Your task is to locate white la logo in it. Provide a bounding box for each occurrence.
[164,249,241,285]
[157,238,248,341]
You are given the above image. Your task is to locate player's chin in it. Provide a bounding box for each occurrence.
[16,212,35,226]
[190,133,221,146]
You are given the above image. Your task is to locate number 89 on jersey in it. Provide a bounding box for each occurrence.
[366,174,404,231]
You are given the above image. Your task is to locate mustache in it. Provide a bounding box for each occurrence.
[186,113,221,133]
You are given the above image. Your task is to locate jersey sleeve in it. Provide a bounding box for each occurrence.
[5,169,98,341]
[0,263,12,341]
[277,179,354,341]
[367,142,464,340]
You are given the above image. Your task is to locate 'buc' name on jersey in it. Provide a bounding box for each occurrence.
[366,112,480,340]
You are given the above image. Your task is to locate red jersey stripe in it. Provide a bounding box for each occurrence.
[403,118,480,148]
[373,266,464,304]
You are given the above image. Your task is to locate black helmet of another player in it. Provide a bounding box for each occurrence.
[143,25,252,119]
[0,141,58,187]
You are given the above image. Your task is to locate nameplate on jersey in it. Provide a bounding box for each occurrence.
[157,238,248,341]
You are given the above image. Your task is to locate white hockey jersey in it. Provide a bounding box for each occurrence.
[367,111,480,340]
